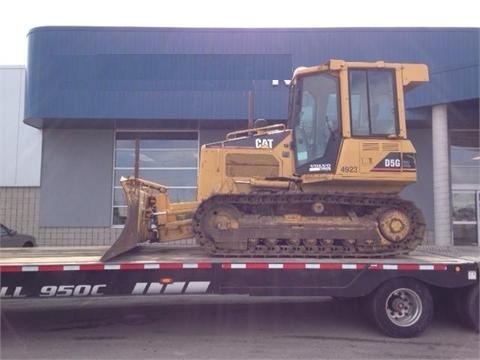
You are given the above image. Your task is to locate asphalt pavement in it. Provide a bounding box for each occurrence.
[1,295,479,360]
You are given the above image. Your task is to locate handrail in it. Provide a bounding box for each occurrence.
[226,124,286,140]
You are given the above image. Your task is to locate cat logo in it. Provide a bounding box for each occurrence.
[255,138,274,149]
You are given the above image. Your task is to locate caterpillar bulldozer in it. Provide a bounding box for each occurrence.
[101,59,429,261]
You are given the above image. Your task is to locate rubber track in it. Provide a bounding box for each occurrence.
[193,192,426,258]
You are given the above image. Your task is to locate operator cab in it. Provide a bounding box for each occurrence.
[289,62,400,176]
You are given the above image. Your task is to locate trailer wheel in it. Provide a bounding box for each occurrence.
[463,284,479,332]
[369,278,433,338]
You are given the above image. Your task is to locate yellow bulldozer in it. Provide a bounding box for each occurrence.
[102,59,429,261]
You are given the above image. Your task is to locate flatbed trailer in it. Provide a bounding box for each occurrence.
[1,245,478,338]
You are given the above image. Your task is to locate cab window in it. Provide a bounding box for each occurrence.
[349,69,397,136]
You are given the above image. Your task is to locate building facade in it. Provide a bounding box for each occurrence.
[1,27,479,246]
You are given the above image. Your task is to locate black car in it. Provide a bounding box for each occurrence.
[0,224,37,247]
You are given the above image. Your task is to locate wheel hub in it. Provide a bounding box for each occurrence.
[386,289,422,326]
[391,297,408,315]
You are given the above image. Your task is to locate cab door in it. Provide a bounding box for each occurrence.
[293,72,341,175]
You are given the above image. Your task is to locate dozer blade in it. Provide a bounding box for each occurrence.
[101,177,152,262]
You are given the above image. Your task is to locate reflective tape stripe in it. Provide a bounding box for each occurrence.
[22,266,38,272]
[63,265,80,271]
[0,262,212,272]
[230,264,246,269]
[183,263,200,269]
[283,263,306,269]
[0,262,450,272]
[79,264,105,271]
[221,263,448,271]
[382,265,398,270]
[269,263,284,269]
[143,263,160,269]
[342,264,359,270]
[398,264,421,271]
[319,263,343,270]
[0,266,22,272]
[38,265,64,272]
[104,264,121,270]
[120,264,145,270]
[197,263,213,269]
[419,264,434,270]
[246,263,268,269]
[158,263,183,269]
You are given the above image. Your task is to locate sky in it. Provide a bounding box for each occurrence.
[1,0,478,65]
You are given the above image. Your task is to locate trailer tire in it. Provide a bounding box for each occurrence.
[463,284,479,332]
[369,278,433,338]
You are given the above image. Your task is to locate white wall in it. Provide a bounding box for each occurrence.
[0,66,41,186]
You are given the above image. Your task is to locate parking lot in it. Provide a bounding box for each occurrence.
[1,295,479,360]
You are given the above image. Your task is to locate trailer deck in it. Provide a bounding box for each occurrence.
[1,245,479,266]
[1,244,478,337]
[1,245,478,299]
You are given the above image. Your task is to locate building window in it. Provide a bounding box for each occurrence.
[113,131,198,225]
[450,130,480,245]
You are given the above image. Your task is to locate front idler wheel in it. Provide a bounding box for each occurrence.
[378,208,411,243]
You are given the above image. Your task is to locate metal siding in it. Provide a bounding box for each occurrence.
[25,27,479,127]
[39,129,114,227]
[414,65,479,106]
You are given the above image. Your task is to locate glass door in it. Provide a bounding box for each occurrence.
[452,190,478,245]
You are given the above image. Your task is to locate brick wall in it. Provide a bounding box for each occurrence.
[0,187,122,246]
[0,187,39,239]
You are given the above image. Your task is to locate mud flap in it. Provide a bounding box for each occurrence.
[101,178,150,262]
